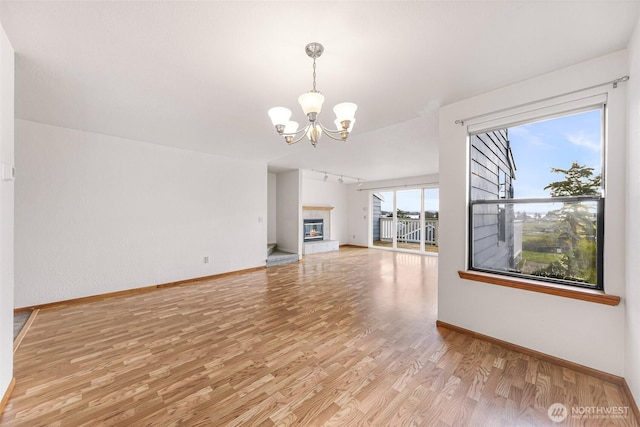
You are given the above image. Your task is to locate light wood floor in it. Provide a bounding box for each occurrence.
[2,248,636,426]
[372,241,438,253]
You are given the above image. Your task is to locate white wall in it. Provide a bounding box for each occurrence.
[301,170,349,244]
[15,120,267,307]
[0,20,14,405]
[626,16,640,404]
[438,51,628,375]
[275,170,301,254]
[346,174,439,247]
[267,173,276,244]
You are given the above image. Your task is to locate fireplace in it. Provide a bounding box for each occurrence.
[303,219,324,242]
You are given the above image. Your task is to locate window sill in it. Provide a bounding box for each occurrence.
[458,270,620,306]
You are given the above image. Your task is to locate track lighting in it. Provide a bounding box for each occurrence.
[312,169,363,185]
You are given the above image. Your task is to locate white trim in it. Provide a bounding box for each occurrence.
[467,93,607,134]
[456,75,626,128]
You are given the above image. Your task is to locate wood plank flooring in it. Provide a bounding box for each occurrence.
[1,247,637,426]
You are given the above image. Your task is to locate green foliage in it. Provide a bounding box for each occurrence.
[531,240,596,284]
[543,162,601,197]
[522,234,564,253]
[521,218,597,285]
[525,162,600,285]
[521,250,562,264]
[396,208,411,218]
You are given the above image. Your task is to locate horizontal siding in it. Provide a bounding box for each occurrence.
[473,233,499,254]
[473,224,499,241]
[471,128,514,271]
[372,197,381,241]
[474,245,511,269]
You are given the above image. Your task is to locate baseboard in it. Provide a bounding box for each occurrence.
[15,284,160,312]
[14,309,39,354]
[622,379,640,423]
[155,266,265,289]
[435,320,623,384]
[0,377,15,419]
[339,244,367,248]
[436,320,640,424]
[14,265,266,312]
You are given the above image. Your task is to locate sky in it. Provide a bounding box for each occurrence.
[380,188,439,213]
[509,108,602,199]
[378,108,601,214]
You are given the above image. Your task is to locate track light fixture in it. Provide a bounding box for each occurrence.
[312,169,363,185]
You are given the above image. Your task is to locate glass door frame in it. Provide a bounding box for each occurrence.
[369,185,438,255]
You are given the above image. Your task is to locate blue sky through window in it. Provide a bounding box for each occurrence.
[509,108,602,198]
[379,108,600,213]
[380,188,439,213]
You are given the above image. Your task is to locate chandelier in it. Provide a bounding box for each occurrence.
[268,42,357,147]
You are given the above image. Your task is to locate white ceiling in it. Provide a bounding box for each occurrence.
[1,1,638,182]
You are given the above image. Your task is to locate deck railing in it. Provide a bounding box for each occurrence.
[379,218,438,246]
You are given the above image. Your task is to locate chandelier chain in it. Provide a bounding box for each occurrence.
[312,57,317,92]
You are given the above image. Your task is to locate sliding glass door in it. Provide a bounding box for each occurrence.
[423,188,439,253]
[395,189,422,251]
[371,187,439,253]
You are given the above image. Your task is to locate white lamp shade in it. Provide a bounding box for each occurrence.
[333,102,357,122]
[298,91,325,115]
[335,118,355,132]
[268,107,292,126]
[283,121,299,135]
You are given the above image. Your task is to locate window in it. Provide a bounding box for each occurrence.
[497,206,506,243]
[498,169,507,199]
[468,107,604,290]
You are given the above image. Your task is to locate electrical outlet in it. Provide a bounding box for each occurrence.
[1,163,15,181]
[204,256,209,264]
